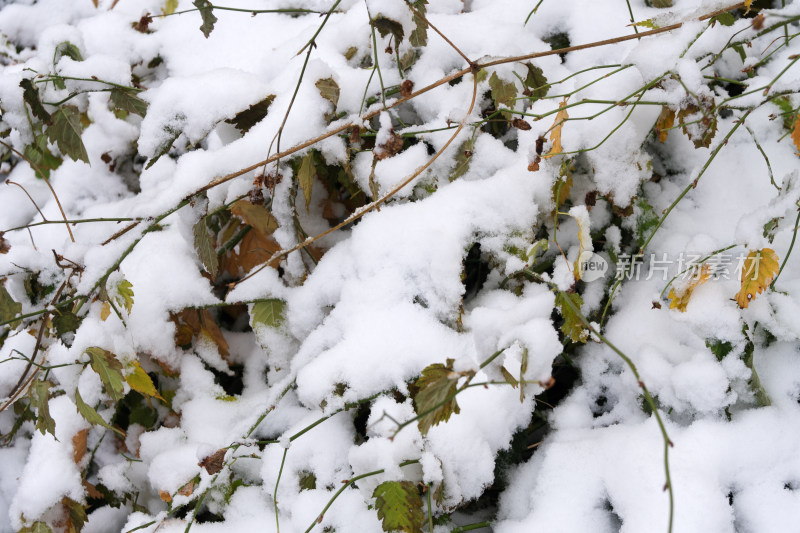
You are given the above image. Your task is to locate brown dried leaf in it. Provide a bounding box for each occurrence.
[655,106,675,143]
[792,114,800,155]
[178,479,195,497]
[400,79,414,98]
[199,309,230,359]
[198,448,227,475]
[0,232,9,254]
[512,118,531,130]
[230,200,278,238]
[375,130,404,160]
[72,428,88,464]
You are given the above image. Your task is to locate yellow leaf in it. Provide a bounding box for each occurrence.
[791,114,800,156]
[735,248,779,308]
[655,106,675,143]
[542,98,568,159]
[744,0,752,14]
[125,361,164,401]
[668,263,711,312]
[100,302,111,321]
[163,0,178,15]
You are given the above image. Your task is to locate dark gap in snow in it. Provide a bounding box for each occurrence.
[352,400,371,443]
[462,243,489,303]
[211,363,245,397]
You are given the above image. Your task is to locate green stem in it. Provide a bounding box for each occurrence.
[770,209,800,290]
[304,460,420,533]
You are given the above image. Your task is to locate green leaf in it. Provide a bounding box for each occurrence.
[63,497,87,532]
[86,347,125,401]
[23,133,62,178]
[20,79,52,124]
[193,0,217,38]
[412,360,461,435]
[743,340,770,407]
[763,217,781,243]
[555,292,586,343]
[115,279,134,314]
[409,0,428,47]
[55,41,83,62]
[298,471,317,491]
[523,63,550,100]
[226,95,275,134]
[164,0,179,15]
[705,338,733,361]
[449,138,473,182]
[632,19,658,29]
[500,366,518,389]
[74,388,125,437]
[19,522,53,533]
[371,16,404,44]
[252,299,285,329]
[145,123,181,169]
[53,311,81,337]
[29,379,56,437]
[488,72,517,118]
[373,480,424,533]
[298,153,316,212]
[315,78,340,110]
[711,12,735,26]
[125,361,164,401]
[193,217,219,278]
[110,88,148,117]
[0,282,22,328]
[47,106,89,163]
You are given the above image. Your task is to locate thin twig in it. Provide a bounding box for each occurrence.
[0,139,74,242]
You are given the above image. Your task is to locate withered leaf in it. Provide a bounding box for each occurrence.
[199,448,227,474]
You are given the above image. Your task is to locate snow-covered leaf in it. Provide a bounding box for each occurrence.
[252,299,285,329]
[668,263,711,312]
[110,88,148,117]
[226,95,275,133]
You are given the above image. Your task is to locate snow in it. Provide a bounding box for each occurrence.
[1,0,800,531]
